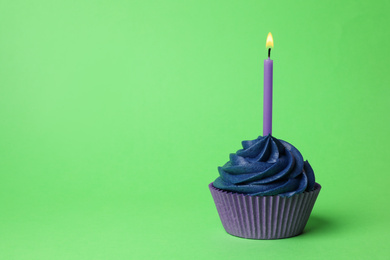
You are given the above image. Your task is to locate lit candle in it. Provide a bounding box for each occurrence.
[263,32,274,136]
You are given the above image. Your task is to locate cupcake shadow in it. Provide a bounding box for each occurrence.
[302,215,338,236]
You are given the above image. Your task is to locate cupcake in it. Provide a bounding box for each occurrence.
[209,134,321,239]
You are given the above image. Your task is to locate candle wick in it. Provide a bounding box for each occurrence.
[268,48,271,58]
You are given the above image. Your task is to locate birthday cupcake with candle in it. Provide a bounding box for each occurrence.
[209,33,321,240]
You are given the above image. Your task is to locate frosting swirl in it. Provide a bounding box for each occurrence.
[213,135,315,197]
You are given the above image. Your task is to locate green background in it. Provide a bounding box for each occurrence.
[1,0,389,259]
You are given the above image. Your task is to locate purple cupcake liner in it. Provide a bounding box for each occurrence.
[209,182,321,239]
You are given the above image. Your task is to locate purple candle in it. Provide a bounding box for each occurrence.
[263,32,274,136]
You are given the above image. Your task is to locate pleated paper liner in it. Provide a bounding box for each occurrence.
[209,182,321,239]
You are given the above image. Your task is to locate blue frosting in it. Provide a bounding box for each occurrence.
[213,135,315,197]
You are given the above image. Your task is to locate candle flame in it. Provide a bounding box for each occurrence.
[266,32,274,49]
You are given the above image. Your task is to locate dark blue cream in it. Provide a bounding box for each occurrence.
[213,135,315,197]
